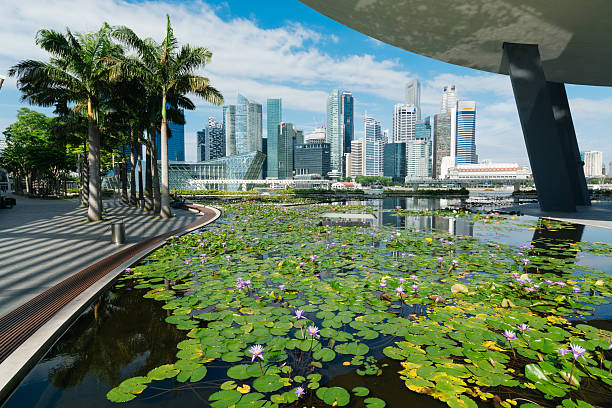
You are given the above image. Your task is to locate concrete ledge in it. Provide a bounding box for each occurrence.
[500,201,612,229]
[0,205,221,402]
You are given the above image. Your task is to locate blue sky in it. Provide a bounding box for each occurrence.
[1,0,611,168]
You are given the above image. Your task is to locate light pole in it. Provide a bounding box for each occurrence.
[0,74,5,91]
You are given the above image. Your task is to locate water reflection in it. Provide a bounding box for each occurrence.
[2,288,185,408]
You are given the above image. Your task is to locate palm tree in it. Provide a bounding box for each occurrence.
[113,15,223,218]
[9,24,123,221]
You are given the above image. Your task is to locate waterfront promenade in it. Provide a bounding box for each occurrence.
[0,195,201,318]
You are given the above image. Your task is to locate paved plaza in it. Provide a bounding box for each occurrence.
[0,195,201,317]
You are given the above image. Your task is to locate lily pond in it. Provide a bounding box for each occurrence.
[3,197,612,408]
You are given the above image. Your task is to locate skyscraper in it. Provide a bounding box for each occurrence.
[341,91,354,153]
[156,121,185,161]
[583,151,603,177]
[278,123,296,179]
[326,90,344,174]
[206,116,225,161]
[441,85,458,114]
[405,79,421,119]
[305,127,326,144]
[266,98,282,178]
[384,142,407,182]
[364,115,385,176]
[235,94,262,155]
[350,138,365,178]
[294,142,331,178]
[392,104,417,143]
[196,129,206,162]
[456,101,477,164]
[433,113,451,178]
[406,139,430,179]
[415,117,433,176]
[223,105,236,156]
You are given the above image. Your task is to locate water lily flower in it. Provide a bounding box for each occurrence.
[411,284,418,291]
[522,258,530,265]
[225,255,231,261]
[557,348,570,357]
[573,286,581,293]
[608,338,612,350]
[294,310,305,319]
[503,330,517,341]
[125,268,131,272]
[451,260,458,266]
[545,280,554,285]
[249,344,264,362]
[569,344,586,361]
[409,275,418,280]
[309,255,317,261]
[395,286,405,296]
[398,278,406,284]
[557,281,567,287]
[516,324,530,333]
[184,260,190,265]
[307,326,320,337]
[380,281,387,289]
[408,253,415,258]
[437,257,444,264]
[517,252,524,257]
[279,284,286,291]
[296,386,305,397]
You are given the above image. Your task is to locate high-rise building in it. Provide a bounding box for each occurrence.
[341,91,354,153]
[350,138,365,178]
[306,127,326,144]
[392,104,417,143]
[327,90,345,174]
[405,79,421,119]
[266,98,282,178]
[440,85,458,114]
[433,113,451,179]
[415,117,433,176]
[456,101,477,164]
[156,121,185,161]
[234,94,262,155]
[206,117,225,161]
[364,115,385,176]
[295,142,331,178]
[223,105,236,156]
[196,129,206,162]
[583,151,603,177]
[278,122,296,179]
[384,142,407,182]
[608,161,612,177]
[406,139,431,179]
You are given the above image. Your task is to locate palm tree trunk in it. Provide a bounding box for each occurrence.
[81,140,89,206]
[120,154,128,204]
[129,129,137,205]
[150,125,161,214]
[160,92,171,218]
[87,109,102,221]
[144,133,153,212]
[138,143,144,207]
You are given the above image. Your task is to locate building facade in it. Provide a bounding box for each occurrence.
[196,130,206,162]
[364,115,385,176]
[583,151,603,177]
[342,91,354,154]
[392,104,417,143]
[305,127,326,144]
[405,79,421,119]
[350,138,365,178]
[447,162,532,180]
[440,85,458,114]
[156,121,185,161]
[327,90,344,174]
[294,142,331,178]
[383,142,407,182]
[223,105,237,156]
[278,122,296,179]
[233,94,262,156]
[206,117,225,161]
[406,139,431,179]
[433,113,451,179]
[456,100,477,164]
[266,98,282,178]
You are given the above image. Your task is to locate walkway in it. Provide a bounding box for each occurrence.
[501,201,612,230]
[0,195,201,317]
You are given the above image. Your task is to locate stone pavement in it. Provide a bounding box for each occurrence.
[0,195,201,317]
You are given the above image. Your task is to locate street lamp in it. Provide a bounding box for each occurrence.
[0,74,5,91]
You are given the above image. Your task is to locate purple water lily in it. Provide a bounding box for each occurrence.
[307,326,320,337]
[398,278,406,284]
[395,286,405,296]
[296,386,305,397]
[503,330,517,341]
[249,344,265,375]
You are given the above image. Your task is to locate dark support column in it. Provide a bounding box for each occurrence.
[503,42,586,212]
[546,82,591,206]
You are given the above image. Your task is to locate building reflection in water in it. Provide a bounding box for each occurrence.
[526,218,584,274]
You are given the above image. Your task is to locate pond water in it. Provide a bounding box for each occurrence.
[3,197,612,408]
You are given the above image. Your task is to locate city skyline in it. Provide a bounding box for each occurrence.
[0,0,611,166]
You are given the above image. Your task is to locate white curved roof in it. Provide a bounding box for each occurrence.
[299,0,612,86]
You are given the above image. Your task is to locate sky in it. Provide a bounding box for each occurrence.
[0,0,611,168]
